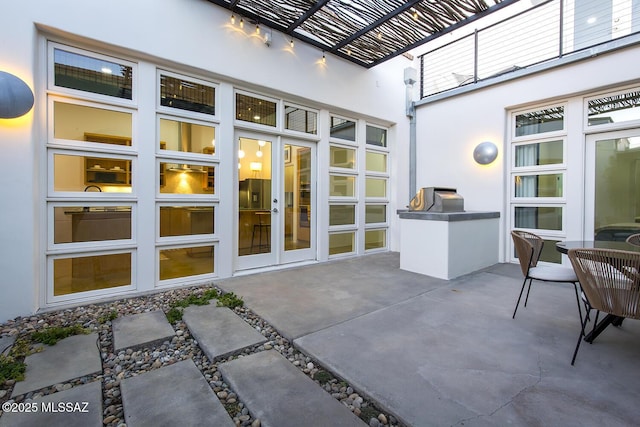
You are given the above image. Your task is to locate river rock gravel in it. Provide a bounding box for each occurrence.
[0,284,401,427]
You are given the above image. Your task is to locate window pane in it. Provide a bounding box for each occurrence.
[160,163,214,195]
[329,232,355,255]
[330,175,355,197]
[588,90,640,126]
[329,205,356,226]
[366,125,387,147]
[236,93,276,126]
[285,105,317,134]
[54,206,131,243]
[594,135,640,241]
[54,154,132,193]
[160,75,215,115]
[54,102,132,145]
[365,229,386,250]
[366,151,387,172]
[366,178,387,198]
[514,174,563,197]
[330,146,356,169]
[159,119,215,155]
[515,106,564,136]
[159,246,214,280]
[514,207,562,230]
[160,206,214,237]
[54,48,132,99]
[330,116,356,141]
[365,205,386,224]
[53,253,131,296]
[515,140,563,166]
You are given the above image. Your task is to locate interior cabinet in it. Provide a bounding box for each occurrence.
[83,133,132,186]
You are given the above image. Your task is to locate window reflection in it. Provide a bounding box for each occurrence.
[54,48,132,99]
[159,246,214,280]
[54,253,131,296]
[54,206,131,243]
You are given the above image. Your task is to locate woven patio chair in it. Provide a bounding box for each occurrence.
[567,248,640,365]
[626,233,640,247]
[511,231,583,320]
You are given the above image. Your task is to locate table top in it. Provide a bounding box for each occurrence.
[556,240,640,254]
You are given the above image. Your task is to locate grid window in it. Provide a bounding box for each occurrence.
[53,48,133,99]
[366,125,387,147]
[330,116,356,141]
[160,74,215,115]
[236,93,276,127]
[285,105,317,134]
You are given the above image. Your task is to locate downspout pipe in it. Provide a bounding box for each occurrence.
[404,67,417,199]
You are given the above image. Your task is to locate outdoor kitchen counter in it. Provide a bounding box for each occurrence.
[397,209,500,280]
[397,210,500,221]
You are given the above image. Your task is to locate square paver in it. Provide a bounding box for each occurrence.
[12,333,101,397]
[1,381,102,427]
[112,311,175,351]
[219,350,365,427]
[120,359,234,427]
[182,304,266,361]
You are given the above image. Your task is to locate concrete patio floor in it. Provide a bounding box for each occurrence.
[218,252,640,427]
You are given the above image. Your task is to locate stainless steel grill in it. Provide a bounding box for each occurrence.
[409,187,464,213]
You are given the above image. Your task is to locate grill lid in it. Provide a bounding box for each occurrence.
[409,187,464,213]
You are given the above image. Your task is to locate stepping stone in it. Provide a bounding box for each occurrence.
[0,381,102,427]
[120,359,234,427]
[183,304,266,361]
[0,335,15,354]
[12,333,101,397]
[219,350,366,427]
[112,310,174,351]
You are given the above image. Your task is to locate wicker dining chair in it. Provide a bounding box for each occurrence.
[626,233,640,247]
[511,230,583,320]
[567,248,640,364]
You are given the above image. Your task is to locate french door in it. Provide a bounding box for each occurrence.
[236,132,316,270]
[585,129,640,240]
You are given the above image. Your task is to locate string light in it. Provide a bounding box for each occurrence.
[290,39,294,48]
[322,52,326,63]
[256,24,260,34]
[240,18,244,28]
[231,14,235,25]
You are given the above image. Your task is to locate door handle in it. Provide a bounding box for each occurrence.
[272,207,279,213]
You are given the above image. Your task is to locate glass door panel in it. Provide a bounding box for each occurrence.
[586,130,640,241]
[238,136,274,266]
[281,140,315,264]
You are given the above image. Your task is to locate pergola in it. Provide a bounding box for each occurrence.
[205,0,521,67]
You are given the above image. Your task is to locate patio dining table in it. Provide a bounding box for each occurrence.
[556,240,640,343]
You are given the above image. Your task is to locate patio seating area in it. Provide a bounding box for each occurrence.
[2,252,640,426]
[218,252,640,426]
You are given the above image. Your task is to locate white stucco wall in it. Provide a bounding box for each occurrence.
[0,0,412,322]
[414,43,640,261]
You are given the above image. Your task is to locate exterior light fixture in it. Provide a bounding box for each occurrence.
[264,32,271,47]
[0,71,34,119]
[240,18,244,28]
[322,52,326,63]
[231,14,235,25]
[290,39,294,48]
[473,141,498,165]
[256,24,260,34]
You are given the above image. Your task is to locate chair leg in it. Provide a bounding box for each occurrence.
[572,283,585,336]
[571,304,591,365]
[513,277,530,319]
[524,277,534,307]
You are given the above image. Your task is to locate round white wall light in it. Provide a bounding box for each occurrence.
[473,141,498,165]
